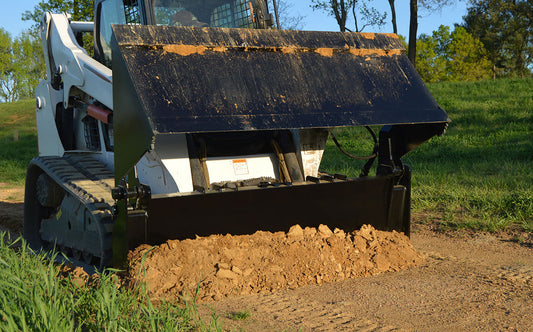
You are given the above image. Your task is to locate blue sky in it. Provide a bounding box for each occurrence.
[1,0,467,38]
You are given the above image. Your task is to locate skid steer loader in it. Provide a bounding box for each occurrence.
[24,0,449,270]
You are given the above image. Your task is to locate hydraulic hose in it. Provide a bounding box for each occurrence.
[329,126,378,160]
[329,126,379,177]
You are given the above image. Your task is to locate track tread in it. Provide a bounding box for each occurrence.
[30,154,116,269]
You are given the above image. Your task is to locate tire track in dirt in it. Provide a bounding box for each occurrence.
[423,250,533,288]
[246,295,394,331]
[211,290,401,331]
[495,265,533,285]
[419,231,533,289]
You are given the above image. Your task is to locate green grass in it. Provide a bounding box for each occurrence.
[0,99,37,186]
[410,78,533,232]
[321,78,533,232]
[0,233,220,331]
[228,310,251,321]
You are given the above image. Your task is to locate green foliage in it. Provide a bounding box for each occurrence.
[0,29,43,103]
[22,0,94,30]
[321,78,533,232]
[228,310,251,321]
[0,234,219,331]
[416,25,492,83]
[0,27,44,103]
[0,29,14,102]
[463,0,533,78]
[22,0,95,56]
[0,237,77,331]
[12,33,45,98]
[446,27,493,81]
[416,32,446,82]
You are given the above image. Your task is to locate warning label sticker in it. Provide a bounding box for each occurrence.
[232,159,249,175]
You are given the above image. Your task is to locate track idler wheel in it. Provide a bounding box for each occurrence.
[36,173,64,208]
[24,167,60,250]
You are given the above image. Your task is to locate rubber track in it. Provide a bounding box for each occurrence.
[32,153,116,268]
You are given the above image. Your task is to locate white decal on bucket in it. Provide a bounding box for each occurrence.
[232,159,249,175]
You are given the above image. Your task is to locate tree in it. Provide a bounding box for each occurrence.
[0,29,44,102]
[22,0,93,30]
[462,0,533,78]
[311,0,350,32]
[446,27,492,81]
[415,25,492,82]
[415,31,446,82]
[0,29,16,102]
[267,0,305,30]
[387,0,397,34]
[13,33,46,99]
[408,0,417,65]
[22,0,94,56]
[408,0,456,66]
[310,0,387,33]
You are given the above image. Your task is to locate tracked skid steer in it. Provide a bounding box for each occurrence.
[24,0,449,270]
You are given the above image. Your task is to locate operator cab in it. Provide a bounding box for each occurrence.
[94,0,271,65]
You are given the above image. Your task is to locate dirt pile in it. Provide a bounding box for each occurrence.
[126,224,423,302]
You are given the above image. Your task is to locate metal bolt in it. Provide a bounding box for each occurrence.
[36,97,43,110]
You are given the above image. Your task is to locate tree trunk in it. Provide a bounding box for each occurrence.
[408,0,418,66]
[388,0,397,34]
[352,3,359,32]
[272,0,281,29]
[331,0,347,32]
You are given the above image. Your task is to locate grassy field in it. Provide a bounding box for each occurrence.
[322,78,533,232]
[0,99,37,186]
[0,234,220,331]
[409,79,532,232]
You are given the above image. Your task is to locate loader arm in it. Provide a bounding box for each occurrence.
[34,13,114,159]
[39,13,113,110]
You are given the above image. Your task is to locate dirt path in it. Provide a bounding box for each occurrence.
[1,186,531,331]
[0,183,24,234]
[207,228,533,331]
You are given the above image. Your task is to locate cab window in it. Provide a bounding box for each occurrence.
[98,0,142,65]
[152,0,258,29]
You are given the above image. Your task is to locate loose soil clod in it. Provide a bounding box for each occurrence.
[125,224,423,302]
